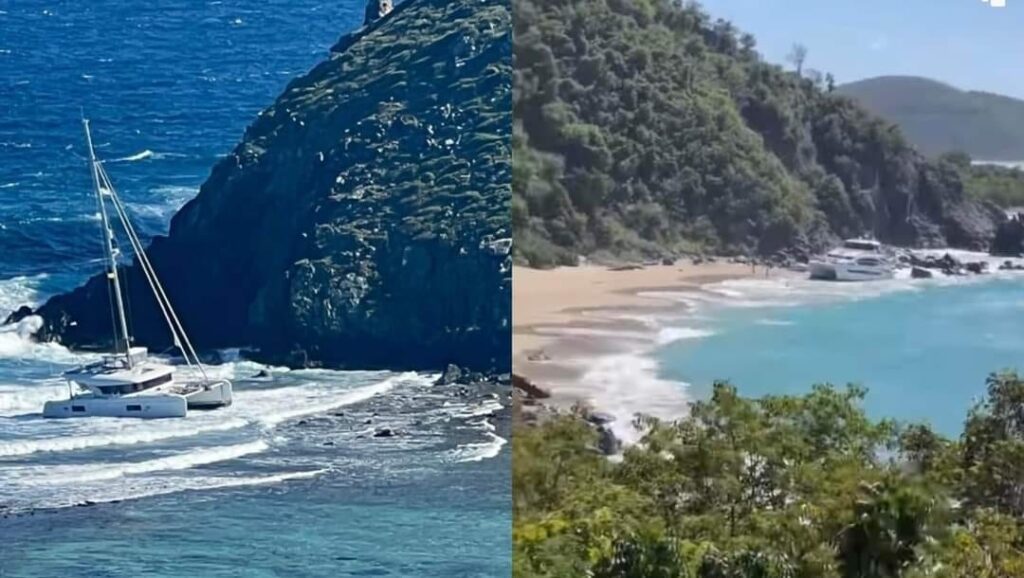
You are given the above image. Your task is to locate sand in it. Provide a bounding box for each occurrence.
[513,261,762,358]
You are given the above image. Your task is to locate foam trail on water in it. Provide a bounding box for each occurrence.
[0,417,250,457]
[108,149,154,162]
[11,440,270,485]
[451,432,506,463]
[257,372,424,427]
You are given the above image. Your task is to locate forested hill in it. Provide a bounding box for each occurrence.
[839,76,1024,160]
[512,0,1003,267]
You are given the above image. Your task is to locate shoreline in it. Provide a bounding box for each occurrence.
[513,252,1024,442]
[512,261,794,441]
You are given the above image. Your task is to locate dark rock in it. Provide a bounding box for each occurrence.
[992,216,1024,257]
[586,411,616,426]
[511,373,550,399]
[252,369,272,379]
[3,305,33,325]
[17,0,512,373]
[373,428,396,438]
[322,441,335,446]
[436,364,463,386]
[661,257,676,266]
[363,0,393,27]
[911,266,933,279]
[966,261,988,274]
[597,426,621,456]
[525,351,550,362]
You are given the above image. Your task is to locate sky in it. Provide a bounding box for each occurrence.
[698,0,1024,99]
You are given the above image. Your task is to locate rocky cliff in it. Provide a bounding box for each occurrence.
[22,0,512,371]
[512,0,1004,267]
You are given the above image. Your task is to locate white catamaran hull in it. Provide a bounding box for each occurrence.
[809,260,894,281]
[42,394,188,419]
[183,380,233,409]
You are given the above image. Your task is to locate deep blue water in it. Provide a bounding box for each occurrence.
[658,273,1024,437]
[0,2,509,577]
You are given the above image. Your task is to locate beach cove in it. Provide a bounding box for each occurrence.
[513,253,1024,441]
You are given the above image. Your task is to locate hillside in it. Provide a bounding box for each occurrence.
[19,0,512,370]
[839,76,1024,160]
[512,0,1003,267]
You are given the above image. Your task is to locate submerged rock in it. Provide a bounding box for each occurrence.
[20,0,512,372]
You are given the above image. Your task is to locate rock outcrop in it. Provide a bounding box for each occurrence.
[21,0,512,371]
[363,0,394,26]
[992,214,1024,257]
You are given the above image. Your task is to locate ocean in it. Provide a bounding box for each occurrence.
[0,2,509,577]
[654,258,1024,438]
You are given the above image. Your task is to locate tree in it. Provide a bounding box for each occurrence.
[787,43,808,77]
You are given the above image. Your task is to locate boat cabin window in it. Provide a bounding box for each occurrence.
[126,404,142,411]
[843,240,881,252]
[71,405,86,412]
[97,373,172,395]
[857,258,881,266]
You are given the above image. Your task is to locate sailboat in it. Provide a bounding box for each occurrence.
[42,119,232,418]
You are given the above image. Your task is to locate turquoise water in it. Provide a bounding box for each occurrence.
[659,275,1024,436]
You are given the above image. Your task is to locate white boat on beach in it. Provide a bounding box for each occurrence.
[42,119,231,419]
[808,238,895,282]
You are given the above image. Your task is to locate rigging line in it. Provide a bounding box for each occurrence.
[99,165,210,382]
[96,165,190,368]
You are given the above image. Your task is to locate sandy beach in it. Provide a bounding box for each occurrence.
[513,261,796,438]
[513,261,765,359]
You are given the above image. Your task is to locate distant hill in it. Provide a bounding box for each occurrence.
[839,76,1024,160]
[513,0,1002,267]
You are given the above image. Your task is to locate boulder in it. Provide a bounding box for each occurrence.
[436,364,463,386]
[911,267,933,279]
[991,217,1024,257]
[965,261,988,274]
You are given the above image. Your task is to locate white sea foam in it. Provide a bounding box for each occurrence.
[0,381,71,416]
[0,417,250,457]
[7,469,329,512]
[569,352,691,445]
[451,432,506,463]
[0,273,44,315]
[656,327,714,345]
[10,440,270,485]
[110,149,155,162]
[256,372,421,427]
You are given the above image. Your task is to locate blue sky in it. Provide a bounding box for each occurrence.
[698,0,1024,99]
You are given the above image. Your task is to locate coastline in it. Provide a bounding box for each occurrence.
[512,261,794,441]
[512,251,1024,442]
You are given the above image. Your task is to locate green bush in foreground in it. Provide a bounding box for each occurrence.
[513,373,1024,578]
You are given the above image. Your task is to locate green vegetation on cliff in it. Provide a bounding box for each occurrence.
[513,373,1024,577]
[512,0,1001,267]
[30,0,512,370]
[839,76,1024,161]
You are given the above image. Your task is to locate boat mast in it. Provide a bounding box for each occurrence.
[83,118,133,367]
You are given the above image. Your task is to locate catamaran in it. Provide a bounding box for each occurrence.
[808,238,895,282]
[42,119,232,418]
